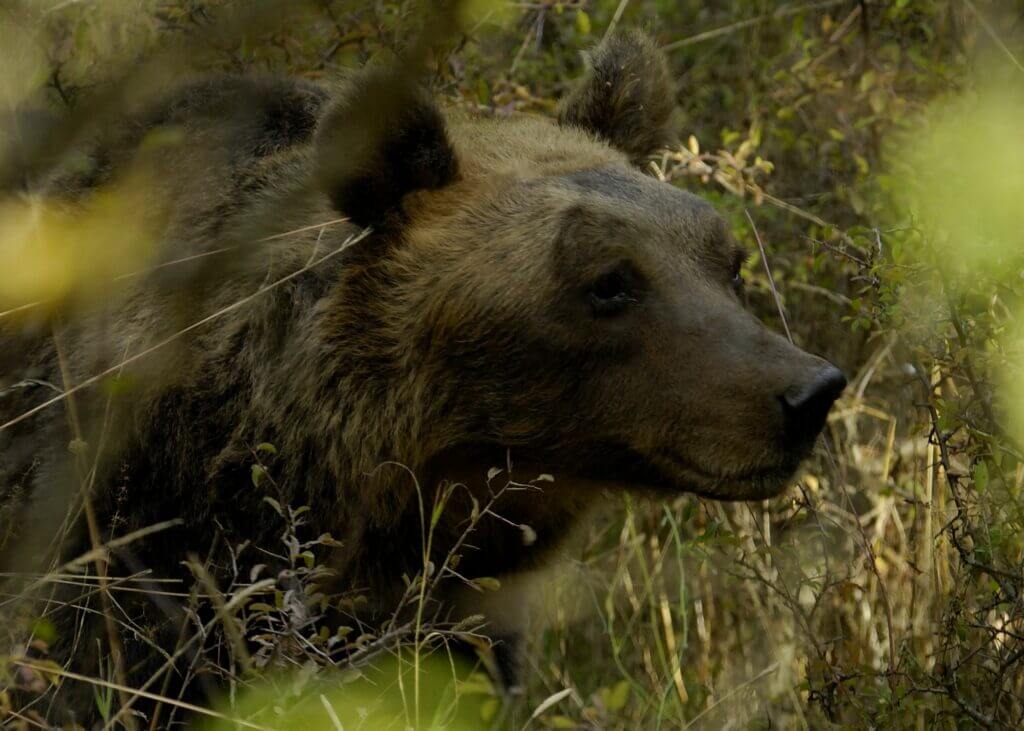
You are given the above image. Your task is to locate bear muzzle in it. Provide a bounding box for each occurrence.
[780,362,847,451]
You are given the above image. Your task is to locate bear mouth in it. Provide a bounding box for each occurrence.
[431,442,806,502]
[573,444,805,501]
[647,450,801,501]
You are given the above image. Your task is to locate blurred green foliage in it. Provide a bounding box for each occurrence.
[198,656,489,731]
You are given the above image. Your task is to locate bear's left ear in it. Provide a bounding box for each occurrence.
[558,30,678,165]
[315,70,458,228]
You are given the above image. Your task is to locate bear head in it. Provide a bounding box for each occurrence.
[313,31,845,502]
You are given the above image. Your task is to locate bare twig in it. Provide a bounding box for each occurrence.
[662,0,850,51]
[962,0,1024,74]
[9,659,273,731]
[745,209,793,342]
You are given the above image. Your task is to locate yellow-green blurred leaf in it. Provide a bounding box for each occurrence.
[575,10,591,36]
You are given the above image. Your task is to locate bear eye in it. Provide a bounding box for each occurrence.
[588,267,640,317]
[731,269,744,296]
[730,254,747,297]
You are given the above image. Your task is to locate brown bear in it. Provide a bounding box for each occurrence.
[0,31,844,725]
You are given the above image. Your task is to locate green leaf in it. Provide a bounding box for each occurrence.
[318,532,344,548]
[974,461,989,493]
[30,617,58,645]
[605,680,631,711]
[480,697,500,722]
[575,10,591,36]
[473,577,501,592]
[431,498,446,529]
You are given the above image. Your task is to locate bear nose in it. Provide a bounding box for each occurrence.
[780,363,847,447]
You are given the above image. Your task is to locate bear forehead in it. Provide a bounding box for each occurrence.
[557,167,731,250]
[562,168,714,220]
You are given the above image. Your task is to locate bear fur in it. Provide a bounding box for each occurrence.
[0,30,842,725]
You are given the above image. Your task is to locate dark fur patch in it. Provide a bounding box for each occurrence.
[254,81,329,156]
[315,71,458,227]
[558,30,678,164]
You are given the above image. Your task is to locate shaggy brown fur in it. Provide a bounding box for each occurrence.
[0,33,843,725]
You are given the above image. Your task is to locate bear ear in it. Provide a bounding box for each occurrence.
[315,70,458,228]
[557,30,678,165]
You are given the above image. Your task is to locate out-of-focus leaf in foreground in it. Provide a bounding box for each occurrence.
[198,654,494,731]
[894,70,1024,446]
[0,171,161,315]
[895,78,1024,276]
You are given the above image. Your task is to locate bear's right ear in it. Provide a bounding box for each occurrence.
[315,70,458,228]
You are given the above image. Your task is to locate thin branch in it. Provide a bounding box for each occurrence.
[9,659,274,731]
[662,0,849,52]
[745,209,793,342]
[962,0,1024,74]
